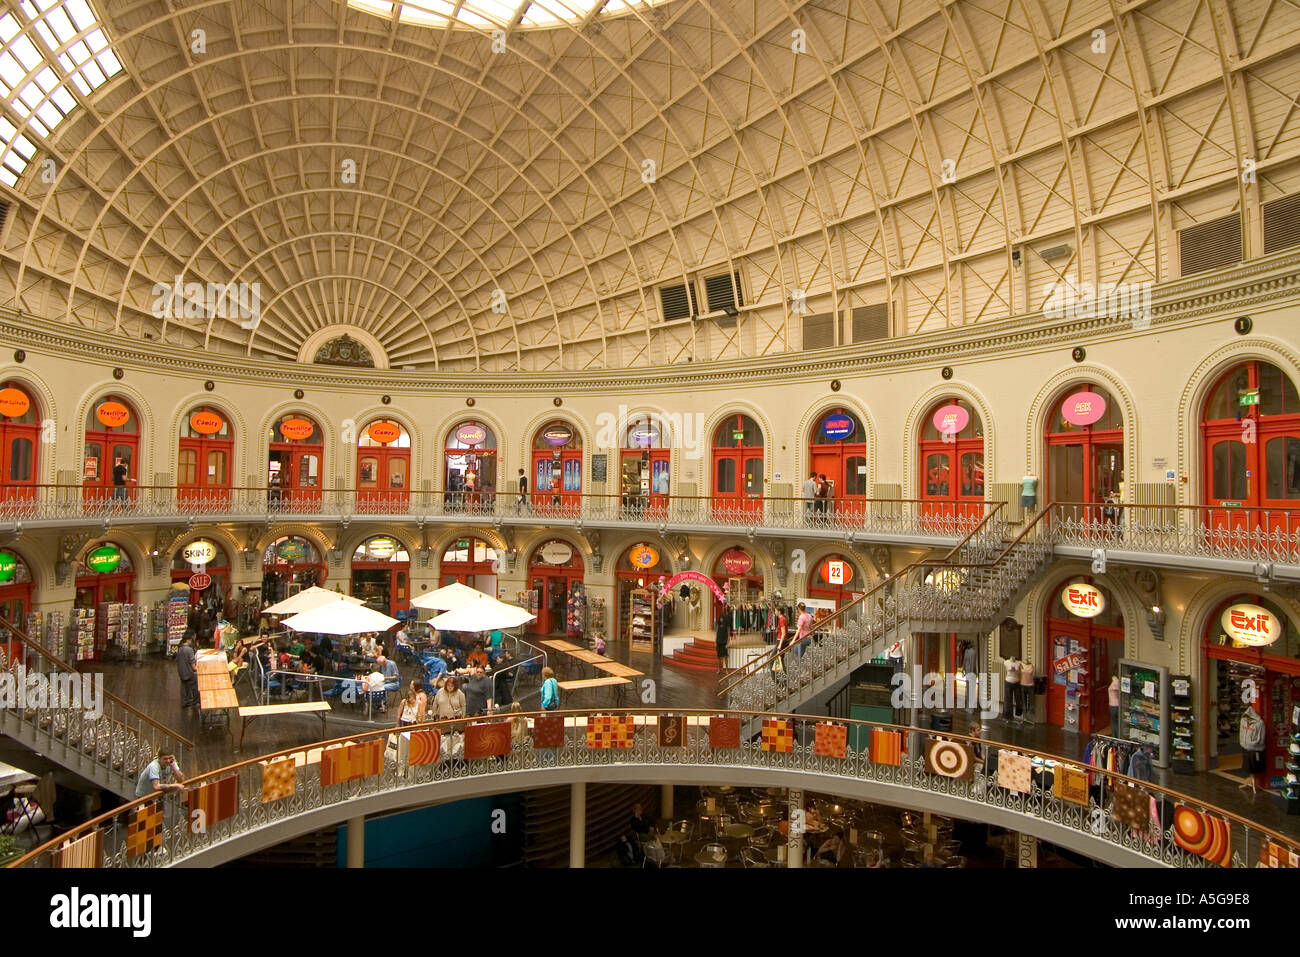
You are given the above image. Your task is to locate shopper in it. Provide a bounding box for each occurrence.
[791,602,814,657]
[464,666,495,717]
[962,641,978,710]
[111,456,131,503]
[433,675,466,720]
[135,748,185,798]
[803,470,818,523]
[377,654,401,711]
[176,636,198,708]
[397,679,426,727]
[816,473,832,522]
[714,610,732,674]
[516,468,529,512]
[540,666,560,710]
[467,641,489,669]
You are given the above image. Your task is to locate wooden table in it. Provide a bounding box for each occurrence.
[594,662,642,678]
[540,639,582,653]
[557,676,631,691]
[237,701,331,751]
[196,653,238,730]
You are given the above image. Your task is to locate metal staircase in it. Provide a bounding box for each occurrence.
[721,508,1053,720]
[0,620,192,798]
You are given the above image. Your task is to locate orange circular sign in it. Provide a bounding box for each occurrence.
[95,400,131,429]
[189,410,224,435]
[0,387,31,419]
[367,421,401,444]
[280,417,315,441]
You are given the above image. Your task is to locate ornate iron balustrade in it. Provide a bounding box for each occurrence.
[9,709,1294,870]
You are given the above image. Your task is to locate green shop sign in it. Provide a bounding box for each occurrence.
[276,539,307,562]
[0,551,15,583]
[86,545,122,574]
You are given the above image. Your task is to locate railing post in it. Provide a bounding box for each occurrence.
[346,816,365,868]
[569,782,586,869]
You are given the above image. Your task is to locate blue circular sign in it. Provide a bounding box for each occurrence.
[821,414,855,441]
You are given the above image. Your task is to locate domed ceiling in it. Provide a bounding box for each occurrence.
[0,0,1297,371]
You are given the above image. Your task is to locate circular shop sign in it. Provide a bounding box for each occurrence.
[180,540,217,566]
[189,410,224,435]
[932,404,969,435]
[821,414,855,441]
[455,423,487,446]
[820,559,853,585]
[95,400,131,429]
[629,544,660,569]
[629,422,660,447]
[541,424,573,447]
[0,551,16,583]
[1061,391,1107,427]
[279,417,315,441]
[0,387,31,419]
[188,573,212,591]
[86,545,123,574]
[720,549,753,575]
[1220,603,1282,648]
[539,541,574,566]
[1061,582,1105,618]
[367,421,402,444]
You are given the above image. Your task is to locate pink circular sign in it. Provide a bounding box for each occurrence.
[1061,391,1106,427]
[932,404,969,435]
[719,549,753,575]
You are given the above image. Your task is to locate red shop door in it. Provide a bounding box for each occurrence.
[83,433,139,507]
[274,446,322,510]
[532,451,582,514]
[178,438,231,509]
[0,422,38,505]
[358,448,410,511]
[919,443,982,526]
[712,449,763,519]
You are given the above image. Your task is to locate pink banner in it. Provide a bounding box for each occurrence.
[662,570,726,602]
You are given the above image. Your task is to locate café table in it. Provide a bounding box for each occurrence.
[694,844,729,868]
[657,828,690,863]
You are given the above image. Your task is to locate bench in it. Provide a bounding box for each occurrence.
[237,701,331,751]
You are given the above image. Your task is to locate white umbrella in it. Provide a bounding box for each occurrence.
[409,581,488,611]
[281,597,400,635]
[430,596,536,633]
[263,585,364,616]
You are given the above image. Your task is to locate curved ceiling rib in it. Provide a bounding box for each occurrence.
[0,0,1295,370]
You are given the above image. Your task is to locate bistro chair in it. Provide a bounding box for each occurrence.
[741,847,771,868]
[642,838,666,868]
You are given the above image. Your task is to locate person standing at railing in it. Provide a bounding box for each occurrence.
[176,636,199,709]
[516,468,529,513]
[714,608,731,675]
[803,471,819,523]
[134,748,185,798]
[816,473,832,524]
[111,456,132,503]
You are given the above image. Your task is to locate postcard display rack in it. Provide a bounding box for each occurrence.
[586,596,606,648]
[1119,659,1169,768]
[629,588,655,651]
[162,596,189,656]
[1170,673,1194,773]
[70,608,95,662]
[1287,703,1300,816]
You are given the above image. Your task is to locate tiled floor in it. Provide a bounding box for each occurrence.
[92,647,1300,843]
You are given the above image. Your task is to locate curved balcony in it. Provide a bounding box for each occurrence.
[11,709,1296,870]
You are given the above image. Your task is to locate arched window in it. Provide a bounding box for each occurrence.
[0,548,34,665]
[1046,384,1123,518]
[357,419,410,510]
[531,420,582,514]
[527,539,585,636]
[445,420,497,513]
[808,554,862,608]
[74,542,135,629]
[919,398,984,522]
[808,408,867,522]
[179,405,233,508]
[83,395,140,506]
[712,414,763,518]
[0,382,40,503]
[1202,361,1300,548]
[440,537,498,592]
[268,413,323,510]
[621,415,670,515]
[351,536,411,615]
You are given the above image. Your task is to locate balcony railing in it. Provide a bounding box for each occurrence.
[10,708,1294,869]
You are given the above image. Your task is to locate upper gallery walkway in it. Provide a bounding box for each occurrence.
[1,489,1297,579]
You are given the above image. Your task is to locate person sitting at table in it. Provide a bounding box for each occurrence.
[467,641,489,670]
[441,645,464,672]
[433,675,466,721]
[359,633,379,657]
[397,679,426,727]
[288,634,306,657]
[375,655,400,710]
[227,639,249,677]
[815,831,848,866]
[509,702,528,745]
[363,667,387,713]
[300,638,322,673]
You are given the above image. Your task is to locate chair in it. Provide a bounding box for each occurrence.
[697,843,729,868]
[642,838,666,868]
[741,847,770,868]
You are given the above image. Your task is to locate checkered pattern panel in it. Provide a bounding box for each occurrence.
[813,722,848,759]
[760,718,794,753]
[125,801,163,859]
[261,757,296,803]
[585,714,635,749]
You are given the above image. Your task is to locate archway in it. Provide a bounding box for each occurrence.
[1046,384,1124,523]
[1043,577,1125,736]
[0,382,40,503]
[444,420,497,513]
[620,414,670,516]
[83,394,140,506]
[711,413,763,519]
[351,536,411,616]
[808,408,867,520]
[179,404,233,508]
[357,418,410,510]
[918,398,984,522]
[526,538,585,637]
[531,419,582,514]
[267,412,323,510]
[262,536,326,606]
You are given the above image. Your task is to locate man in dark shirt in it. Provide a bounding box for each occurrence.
[463,667,494,717]
[176,636,199,708]
[516,468,529,513]
[111,456,130,502]
[493,652,515,707]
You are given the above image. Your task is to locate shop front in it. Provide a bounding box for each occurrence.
[440,537,499,594]
[357,419,410,510]
[712,547,763,617]
[1201,360,1300,542]
[170,538,231,611]
[918,398,984,522]
[1204,595,1300,788]
[262,536,325,606]
[531,420,582,513]
[616,542,671,647]
[74,542,134,608]
[1046,385,1124,521]
[179,405,233,508]
[620,415,670,516]
[806,554,863,609]
[0,382,40,503]
[808,409,867,518]
[1044,579,1124,735]
[0,548,33,664]
[444,420,497,512]
[351,536,411,616]
[267,413,323,510]
[712,413,763,518]
[83,396,140,506]
[527,539,585,636]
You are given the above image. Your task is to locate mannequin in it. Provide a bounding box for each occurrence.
[1239,707,1266,793]
[1018,660,1035,724]
[1108,675,1121,733]
[1003,656,1021,721]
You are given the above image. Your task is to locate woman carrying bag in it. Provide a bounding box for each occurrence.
[540,667,560,711]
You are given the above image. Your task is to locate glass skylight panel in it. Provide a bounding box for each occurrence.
[0,0,121,185]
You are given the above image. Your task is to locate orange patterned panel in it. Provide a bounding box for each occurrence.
[532,713,565,749]
[320,739,385,786]
[1053,765,1089,806]
[813,722,847,759]
[260,757,296,803]
[585,714,635,749]
[709,716,740,749]
[760,718,794,753]
[405,729,441,765]
[1173,805,1232,868]
[187,775,238,832]
[55,830,102,868]
[869,728,901,765]
[465,722,512,759]
[125,801,163,859]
